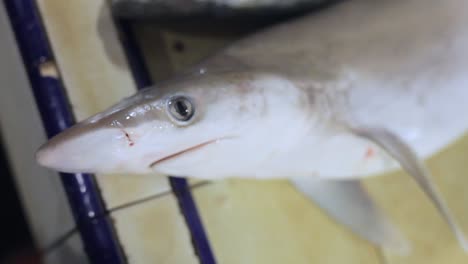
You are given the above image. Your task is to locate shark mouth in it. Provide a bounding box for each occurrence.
[149,138,224,168]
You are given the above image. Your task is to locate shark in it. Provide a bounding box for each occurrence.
[36,0,468,254]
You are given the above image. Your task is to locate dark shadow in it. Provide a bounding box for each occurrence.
[96,0,345,71]
[0,137,35,261]
[110,0,343,22]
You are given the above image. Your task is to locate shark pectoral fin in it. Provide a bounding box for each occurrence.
[353,126,468,251]
[291,178,410,255]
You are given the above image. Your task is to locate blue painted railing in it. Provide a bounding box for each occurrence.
[4,1,126,263]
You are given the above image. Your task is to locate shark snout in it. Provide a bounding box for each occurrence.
[35,134,97,173]
[36,143,57,169]
[35,126,125,173]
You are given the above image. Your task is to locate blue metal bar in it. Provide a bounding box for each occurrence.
[3,1,126,263]
[117,20,217,264]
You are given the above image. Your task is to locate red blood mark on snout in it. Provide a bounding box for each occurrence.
[126,133,135,147]
[119,128,135,147]
[364,147,375,159]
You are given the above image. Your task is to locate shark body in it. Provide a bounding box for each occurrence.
[37,0,468,254]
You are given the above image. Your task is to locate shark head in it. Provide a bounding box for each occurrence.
[36,71,310,178]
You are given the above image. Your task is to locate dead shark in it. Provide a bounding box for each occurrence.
[36,0,468,254]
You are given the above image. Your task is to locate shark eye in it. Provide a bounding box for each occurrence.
[166,95,195,124]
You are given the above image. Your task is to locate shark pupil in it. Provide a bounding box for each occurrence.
[168,95,195,123]
[176,101,189,116]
